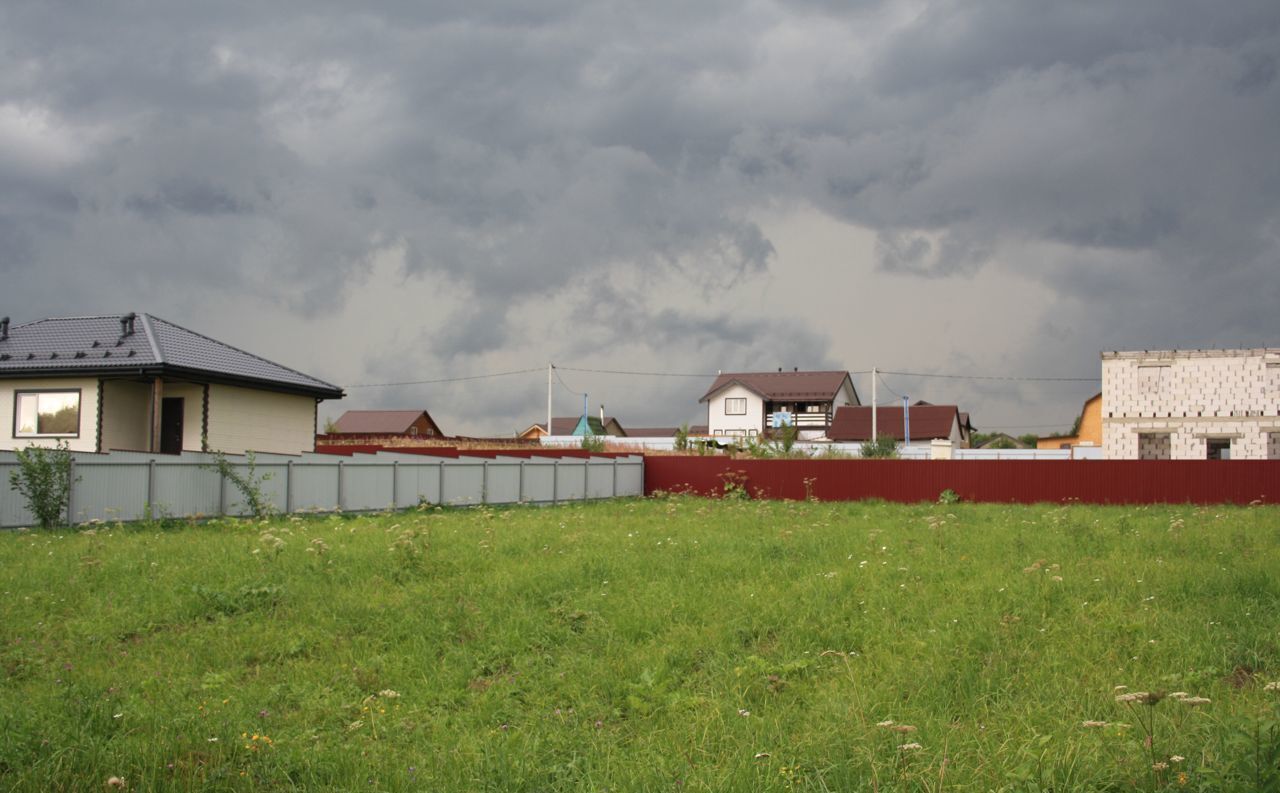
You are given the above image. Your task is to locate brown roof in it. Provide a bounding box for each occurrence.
[828,405,960,442]
[699,370,857,403]
[626,425,710,437]
[528,417,625,435]
[331,410,437,434]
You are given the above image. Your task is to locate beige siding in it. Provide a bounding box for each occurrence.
[163,382,206,451]
[205,384,315,454]
[0,377,100,452]
[100,380,150,451]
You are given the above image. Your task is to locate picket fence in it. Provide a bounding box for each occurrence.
[0,449,645,529]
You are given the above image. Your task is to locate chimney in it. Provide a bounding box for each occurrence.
[120,312,137,337]
[0,317,8,342]
[793,367,798,372]
[777,367,782,372]
[599,404,605,426]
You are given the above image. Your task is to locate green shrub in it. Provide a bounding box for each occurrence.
[8,441,78,529]
[580,435,606,453]
[859,435,900,458]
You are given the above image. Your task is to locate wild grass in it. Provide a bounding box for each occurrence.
[2,498,1279,791]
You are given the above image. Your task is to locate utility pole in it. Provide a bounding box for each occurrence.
[903,395,910,447]
[871,366,877,443]
[547,363,553,441]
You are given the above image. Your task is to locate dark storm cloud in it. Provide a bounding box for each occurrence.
[2,1,1277,432]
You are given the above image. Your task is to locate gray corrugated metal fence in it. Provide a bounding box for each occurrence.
[0,450,645,528]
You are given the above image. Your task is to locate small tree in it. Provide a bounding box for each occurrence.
[674,423,690,452]
[859,435,900,459]
[580,434,606,453]
[8,442,78,529]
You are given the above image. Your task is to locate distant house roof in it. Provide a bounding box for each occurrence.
[331,410,441,435]
[0,313,343,399]
[699,370,859,403]
[976,432,1031,449]
[626,425,710,438]
[526,417,626,436]
[828,405,961,442]
[914,400,976,434]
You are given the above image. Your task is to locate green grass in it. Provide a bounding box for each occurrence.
[2,498,1280,791]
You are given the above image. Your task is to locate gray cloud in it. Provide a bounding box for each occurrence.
[1,1,1276,433]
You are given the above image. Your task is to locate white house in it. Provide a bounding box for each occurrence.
[1101,347,1280,460]
[0,313,344,455]
[699,370,859,440]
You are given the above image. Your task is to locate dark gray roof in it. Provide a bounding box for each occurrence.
[0,313,343,398]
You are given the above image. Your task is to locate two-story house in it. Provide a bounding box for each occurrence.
[699,369,860,440]
[1102,348,1280,459]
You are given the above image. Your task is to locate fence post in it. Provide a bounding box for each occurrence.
[66,456,76,525]
[438,460,445,506]
[552,460,559,505]
[285,459,294,514]
[392,459,399,509]
[217,462,226,516]
[482,460,489,504]
[612,456,617,498]
[518,460,525,503]
[583,458,589,501]
[337,459,345,511]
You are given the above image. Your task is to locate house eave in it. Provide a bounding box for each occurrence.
[0,364,344,400]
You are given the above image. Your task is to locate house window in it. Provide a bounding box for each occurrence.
[14,390,81,437]
[724,397,747,415]
[1206,438,1231,460]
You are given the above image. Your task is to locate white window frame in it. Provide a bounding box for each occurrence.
[14,389,82,438]
[724,397,747,415]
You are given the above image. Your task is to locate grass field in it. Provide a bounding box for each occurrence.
[2,497,1280,791]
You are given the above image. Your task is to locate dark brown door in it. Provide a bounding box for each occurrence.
[160,397,184,454]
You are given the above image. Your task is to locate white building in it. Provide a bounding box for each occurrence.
[699,370,859,440]
[0,313,344,455]
[1101,348,1280,460]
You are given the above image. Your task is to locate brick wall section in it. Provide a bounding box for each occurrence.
[1102,348,1280,459]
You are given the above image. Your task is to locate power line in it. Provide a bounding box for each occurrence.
[556,366,719,378]
[876,371,904,400]
[877,370,1098,382]
[553,366,586,397]
[347,367,543,388]
[345,364,1097,390]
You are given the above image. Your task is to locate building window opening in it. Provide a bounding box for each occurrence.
[1206,438,1231,460]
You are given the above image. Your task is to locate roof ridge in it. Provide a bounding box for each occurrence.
[147,314,342,391]
[137,313,165,364]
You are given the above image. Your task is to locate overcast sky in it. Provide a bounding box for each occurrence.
[3,1,1277,436]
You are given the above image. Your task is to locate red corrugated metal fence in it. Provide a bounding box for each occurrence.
[644,457,1280,505]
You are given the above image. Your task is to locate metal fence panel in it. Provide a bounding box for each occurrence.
[485,462,522,504]
[556,460,586,501]
[290,464,341,513]
[520,461,556,503]
[0,450,646,527]
[441,462,484,506]
[586,459,617,499]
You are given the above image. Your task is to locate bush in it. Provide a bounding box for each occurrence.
[580,435,606,453]
[8,442,78,529]
[859,435,900,459]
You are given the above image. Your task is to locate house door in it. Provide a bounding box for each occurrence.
[160,397,184,454]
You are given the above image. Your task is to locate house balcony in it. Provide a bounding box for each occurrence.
[765,411,831,432]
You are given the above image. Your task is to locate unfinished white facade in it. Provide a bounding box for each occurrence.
[1101,348,1280,460]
